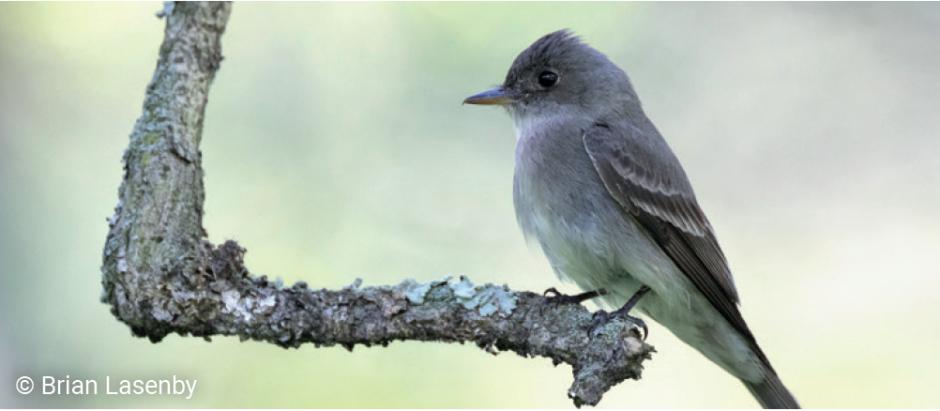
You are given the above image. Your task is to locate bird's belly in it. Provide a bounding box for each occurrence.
[521,200,761,379]
[514,175,665,308]
[522,201,643,302]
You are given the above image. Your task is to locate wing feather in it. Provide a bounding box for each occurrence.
[583,123,766,352]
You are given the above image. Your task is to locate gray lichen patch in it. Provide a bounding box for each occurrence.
[369,275,453,305]
[448,275,517,317]
[394,278,435,305]
[219,289,277,322]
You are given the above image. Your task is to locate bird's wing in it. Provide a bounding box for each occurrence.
[582,122,760,346]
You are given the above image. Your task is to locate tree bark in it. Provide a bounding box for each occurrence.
[99,2,653,407]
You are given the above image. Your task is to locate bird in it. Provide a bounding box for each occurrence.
[463,29,800,409]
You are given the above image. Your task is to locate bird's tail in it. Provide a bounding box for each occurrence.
[742,372,800,409]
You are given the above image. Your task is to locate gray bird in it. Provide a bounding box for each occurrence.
[464,30,799,409]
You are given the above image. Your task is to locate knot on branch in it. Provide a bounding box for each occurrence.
[570,321,654,407]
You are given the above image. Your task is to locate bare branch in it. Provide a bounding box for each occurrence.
[99,2,654,407]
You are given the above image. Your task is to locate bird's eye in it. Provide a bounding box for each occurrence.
[538,71,558,88]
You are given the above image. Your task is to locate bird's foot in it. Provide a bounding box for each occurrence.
[543,287,607,306]
[589,285,651,340]
[591,308,649,341]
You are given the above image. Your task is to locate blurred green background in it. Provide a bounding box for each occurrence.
[2,2,939,408]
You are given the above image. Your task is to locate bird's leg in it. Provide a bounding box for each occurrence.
[590,285,651,340]
[543,287,608,305]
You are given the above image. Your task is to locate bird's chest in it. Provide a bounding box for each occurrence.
[511,123,614,269]
[509,118,663,305]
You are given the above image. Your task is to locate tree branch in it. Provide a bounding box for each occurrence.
[99,2,654,407]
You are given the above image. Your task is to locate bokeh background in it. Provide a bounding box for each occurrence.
[2,2,939,408]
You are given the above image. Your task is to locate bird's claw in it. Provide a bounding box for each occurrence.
[590,307,649,341]
[542,287,606,306]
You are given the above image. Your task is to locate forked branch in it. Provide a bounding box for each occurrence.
[99,2,653,406]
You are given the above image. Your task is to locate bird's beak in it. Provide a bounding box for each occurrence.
[463,87,516,106]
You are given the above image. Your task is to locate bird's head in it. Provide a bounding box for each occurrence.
[464,30,640,121]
